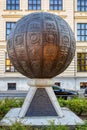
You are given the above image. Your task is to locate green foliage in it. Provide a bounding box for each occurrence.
[58,97,87,115]
[47,121,69,130]
[75,120,87,130]
[0,98,24,120]
[0,121,87,130]
[0,121,69,130]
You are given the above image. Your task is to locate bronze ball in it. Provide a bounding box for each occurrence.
[7,12,76,78]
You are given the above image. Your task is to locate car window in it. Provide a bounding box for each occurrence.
[52,86,60,90]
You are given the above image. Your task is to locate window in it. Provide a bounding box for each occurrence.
[8,83,16,90]
[77,0,87,11]
[77,53,87,72]
[77,23,87,41]
[52,86,60,90]
[50,0,62,10]
[28,0,41,10]
[6,22,16,40]
[5,53,17,72]
[80,82,87,89]
[6,0,20,10]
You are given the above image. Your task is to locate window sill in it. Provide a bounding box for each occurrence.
[75,12,87,19]
[48,10,65,12]
[3,9,23,12]
[76,41,87,46]
[75,11,87,13]
[25,10,42,12]
[5,71,18,73]
[77,41,87,42]
[77,71,87,73]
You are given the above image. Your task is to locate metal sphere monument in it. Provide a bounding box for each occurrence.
[1,12,83,126]
[7,12,75,78]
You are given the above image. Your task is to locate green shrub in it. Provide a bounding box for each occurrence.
[58,98,87,116]
[0,121,87,130]
[43,121,69,130]
[75,120,87,130]
[0,121,69,130]
[0,98,24,120]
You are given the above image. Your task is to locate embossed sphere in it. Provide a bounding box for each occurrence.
[7,12,76,78]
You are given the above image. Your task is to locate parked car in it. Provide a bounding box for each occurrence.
[84,88,87,97]
[52,85,78,99]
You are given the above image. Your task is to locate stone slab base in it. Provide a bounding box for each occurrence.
[0,107,84,126]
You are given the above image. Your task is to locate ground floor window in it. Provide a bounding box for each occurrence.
[8,83,16,90]
[80,82,87,89]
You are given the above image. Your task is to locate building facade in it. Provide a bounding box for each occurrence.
[0,0,87,91]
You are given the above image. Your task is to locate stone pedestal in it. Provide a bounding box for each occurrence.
[19,79,63,118]
[0,79,84,126]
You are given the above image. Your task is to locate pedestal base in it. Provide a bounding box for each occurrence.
[19,81,63,118]
[0,107,84,126]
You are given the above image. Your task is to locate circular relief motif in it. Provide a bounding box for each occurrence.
[63,36,69,43]
[46,34,56,43]
[30,33,40,44]
[71,38,76,49]
[63,36,70,47]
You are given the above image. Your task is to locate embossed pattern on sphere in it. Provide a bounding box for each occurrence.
[7,12,76,78]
